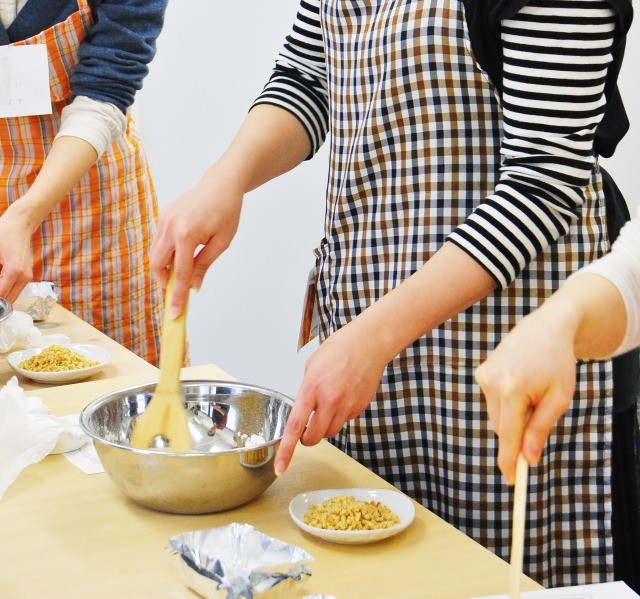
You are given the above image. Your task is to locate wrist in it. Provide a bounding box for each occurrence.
[208,153,255,196]
[202,161,244,196]
[5,197,46,235]
[348,306,408,368]
[532,295,581,358]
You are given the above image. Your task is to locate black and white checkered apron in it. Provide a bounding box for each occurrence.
[313,0,613,587]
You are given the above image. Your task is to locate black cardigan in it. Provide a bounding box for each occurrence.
[462,0,633,158]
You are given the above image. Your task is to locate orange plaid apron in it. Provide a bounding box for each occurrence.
[0,0,163,365]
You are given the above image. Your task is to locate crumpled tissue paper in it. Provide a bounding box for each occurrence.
[0,376,88,500]
[0,309,69,353]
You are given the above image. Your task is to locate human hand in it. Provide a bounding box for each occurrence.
[150,169,243,318]
[475,306,578,485]
[0,203,35,302]
[274,322,388,476]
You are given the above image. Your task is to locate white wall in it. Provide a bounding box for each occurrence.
[134,2,640,399]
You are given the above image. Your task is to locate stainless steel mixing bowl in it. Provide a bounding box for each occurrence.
[80,380,294,514]
[0,297,13,323]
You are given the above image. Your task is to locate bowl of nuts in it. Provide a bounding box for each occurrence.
[7,343,110,384]
[289,487,415,544]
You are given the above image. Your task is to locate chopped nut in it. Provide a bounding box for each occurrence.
[303,495,400,531]
[19,345,99,372]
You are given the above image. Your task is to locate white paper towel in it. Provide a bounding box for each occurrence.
[0,376,89,499]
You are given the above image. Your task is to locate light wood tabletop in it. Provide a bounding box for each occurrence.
[0,362,543,599]
[0,303,158,390]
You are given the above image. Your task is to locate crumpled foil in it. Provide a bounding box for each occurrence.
[16,282,58,321]
[168,523,313,599]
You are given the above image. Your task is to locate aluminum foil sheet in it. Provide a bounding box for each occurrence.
[16,282,57,321]
[168,523,313,598]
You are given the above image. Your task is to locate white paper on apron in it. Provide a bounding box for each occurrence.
[0,44,51,117]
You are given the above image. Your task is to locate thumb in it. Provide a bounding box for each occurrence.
[521,387,572,464]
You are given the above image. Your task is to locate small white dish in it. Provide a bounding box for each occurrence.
[7,344,111,384]
[289,487,415,545]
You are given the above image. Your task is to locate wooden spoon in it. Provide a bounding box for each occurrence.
[508,453,529,599]
[130,267,191,451]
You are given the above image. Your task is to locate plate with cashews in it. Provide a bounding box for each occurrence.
[289,487,415,545]
[8,343,110,384]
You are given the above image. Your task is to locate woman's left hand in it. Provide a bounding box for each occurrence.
[273,242,500,476]
[274,321,388,475]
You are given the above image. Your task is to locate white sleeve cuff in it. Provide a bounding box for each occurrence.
[569,207,640,356]
[55,96,127,158]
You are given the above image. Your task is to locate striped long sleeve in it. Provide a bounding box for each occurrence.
[253,0,620,288]
[448,0,618,287]
[252,0,328,156]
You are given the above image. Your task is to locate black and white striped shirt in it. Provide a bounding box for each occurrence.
[254,0,627,288]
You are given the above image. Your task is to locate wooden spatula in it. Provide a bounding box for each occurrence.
[508,453,529,599]
[131,267,191,451]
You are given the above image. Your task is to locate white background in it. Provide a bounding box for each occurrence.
[134,1,640,399]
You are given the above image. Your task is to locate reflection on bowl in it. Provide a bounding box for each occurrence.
[0,297,13,323]
[80,380,294,514]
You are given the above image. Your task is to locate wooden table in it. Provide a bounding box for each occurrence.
[0,304,158,390]
[0,362,543,599]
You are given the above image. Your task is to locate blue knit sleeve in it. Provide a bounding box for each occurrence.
[71,0,168,113]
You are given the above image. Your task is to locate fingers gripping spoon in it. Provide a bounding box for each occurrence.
[131,267,191,451]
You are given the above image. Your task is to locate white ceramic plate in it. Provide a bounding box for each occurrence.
[7,344,111,384]
[289,488,415,545]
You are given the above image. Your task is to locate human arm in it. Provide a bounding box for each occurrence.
[5,0,167,111]
[151,0,328,316]
[475,275,626,485]
[448,1,620,289]
[274,242,496,475]
[0,137,97,300]
[476,208,640,484]
[274,0,622,475]
[73,0,168,111]
[0,0,167,300]
[0,97,126,301]
[150,105,312,316]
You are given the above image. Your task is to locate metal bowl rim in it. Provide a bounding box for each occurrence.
[79,378,295,457]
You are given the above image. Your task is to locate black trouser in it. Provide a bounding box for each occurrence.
[611,348,640,593]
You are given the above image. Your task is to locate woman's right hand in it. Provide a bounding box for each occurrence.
[475,270,628,485]
[475,304,579,485]
[0,202,36,302]
[151,105,312,318]
[150,166,244,318]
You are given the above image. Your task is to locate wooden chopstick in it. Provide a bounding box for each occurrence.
[509,453,529,599]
